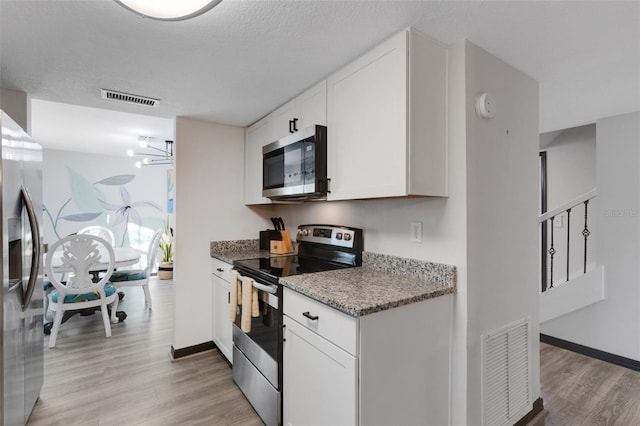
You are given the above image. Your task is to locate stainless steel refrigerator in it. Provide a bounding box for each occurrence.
[0,110,44,425]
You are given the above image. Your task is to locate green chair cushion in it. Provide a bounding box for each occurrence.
[44,280,53,291]
[108,269,147,282]
[49,284,117,304]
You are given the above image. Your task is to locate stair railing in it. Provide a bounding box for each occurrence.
[539,189,597,292]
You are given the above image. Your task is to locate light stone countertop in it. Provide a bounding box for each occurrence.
[210,239,270,263]
[280,263,455,317]
[210,240,456,317]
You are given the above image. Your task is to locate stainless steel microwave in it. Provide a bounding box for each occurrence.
[262,125,327,200]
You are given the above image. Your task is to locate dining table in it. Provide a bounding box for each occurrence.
[47,246,141,276]
[44,247,142,333]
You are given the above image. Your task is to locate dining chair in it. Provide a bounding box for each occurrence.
[44,234,119,348]
[108,229,163,310]
[78,225,116,246]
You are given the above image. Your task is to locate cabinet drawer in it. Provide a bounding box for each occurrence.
[284,288,357,355]
[211,258,232,282]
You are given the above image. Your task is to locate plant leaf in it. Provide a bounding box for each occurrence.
[129,208,142,226]
[60,212,102,222]
[131,200,162,211]
[97,174,135,186]
[67,167,105,213]
[98,199,123,211]
[119,186,131,205]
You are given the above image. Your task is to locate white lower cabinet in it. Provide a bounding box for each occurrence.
[211,259,233,363]
[283,287,452,426]
[283,316,357,426]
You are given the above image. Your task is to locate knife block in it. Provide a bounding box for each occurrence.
[270,230,294,254]
[260,230,281,250]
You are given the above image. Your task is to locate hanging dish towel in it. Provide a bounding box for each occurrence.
[251,286,260,317]
[229,271,239,322]
[241,276,253,332]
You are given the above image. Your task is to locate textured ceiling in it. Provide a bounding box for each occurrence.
[1,0,639,155]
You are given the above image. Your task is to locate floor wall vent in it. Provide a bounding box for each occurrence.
[100,89,160,107]
[482,317,531,426]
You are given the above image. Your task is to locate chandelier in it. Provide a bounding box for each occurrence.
[128,138,174,168]
[114,0,223,21]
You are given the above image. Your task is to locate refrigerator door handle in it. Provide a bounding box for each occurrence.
[20,185,41,312]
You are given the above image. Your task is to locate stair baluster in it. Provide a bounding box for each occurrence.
[549,216,555,289]
[583,200,590,274]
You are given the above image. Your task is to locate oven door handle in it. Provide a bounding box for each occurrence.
[235,271,279,295]
[252,281,279,294]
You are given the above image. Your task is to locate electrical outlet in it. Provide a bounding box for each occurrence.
[410,221,423,243]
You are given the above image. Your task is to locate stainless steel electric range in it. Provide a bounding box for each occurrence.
[231,224,363,426]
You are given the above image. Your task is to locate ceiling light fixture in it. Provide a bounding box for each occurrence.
[114,0,223,21]
[128,137,174,168]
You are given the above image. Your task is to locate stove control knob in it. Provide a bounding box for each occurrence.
[303,229,310,237]
[336,232,343,240]
[344,233,352,241]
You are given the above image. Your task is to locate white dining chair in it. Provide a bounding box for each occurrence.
[78,225,116,246]
[44,234,119,348]
[108,229,163,310]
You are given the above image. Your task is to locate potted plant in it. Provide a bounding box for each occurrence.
[158,221,174,280]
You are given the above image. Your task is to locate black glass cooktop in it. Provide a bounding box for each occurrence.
[234,255,350,284]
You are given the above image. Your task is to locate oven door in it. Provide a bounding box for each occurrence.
[231,272,281,426]
[232,277,280,386]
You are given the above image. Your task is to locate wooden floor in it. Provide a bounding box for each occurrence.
[30,283,640,426]
[28,278,262,426]
[539,342,640,425]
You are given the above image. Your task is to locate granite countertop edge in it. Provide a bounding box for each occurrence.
[210,239,269,263]
[210,241,457,317]
[280,251,456,317]
[281,279,455,317]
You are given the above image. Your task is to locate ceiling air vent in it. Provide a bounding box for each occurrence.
[100,89,160,108]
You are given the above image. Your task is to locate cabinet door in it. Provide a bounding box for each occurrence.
[295,80,327,130]
[244,115,273,205]
[272,81,327,141]
[327,30,408,200]
[271,99,296,142]
[283,315,357,426]
[212,274,233,363]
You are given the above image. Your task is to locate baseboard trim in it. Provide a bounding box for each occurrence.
[514,397,544,426]
[170,341,216,360]
[540,334,640,372]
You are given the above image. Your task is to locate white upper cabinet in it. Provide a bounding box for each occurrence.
[326,28,448,200]
[271,80,327,141]
[244,115,272,205]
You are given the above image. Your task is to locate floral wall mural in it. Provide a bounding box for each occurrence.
[43,149,170,250]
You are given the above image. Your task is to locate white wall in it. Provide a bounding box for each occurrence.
[541,125,597,287]
[463,41,540,424]
[43,149,170,253]
[541,111,640,360]
[543,125,596,208]
[0,87,28,132]
[274,40,540,425]
[173,117,271,350]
